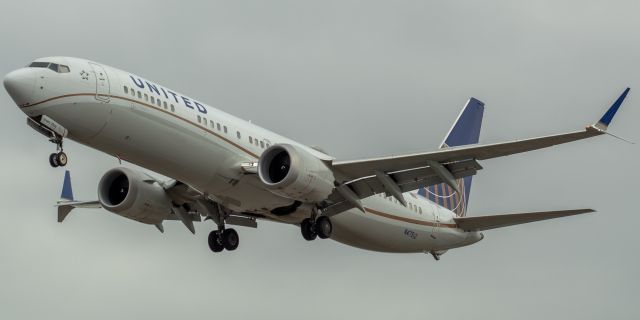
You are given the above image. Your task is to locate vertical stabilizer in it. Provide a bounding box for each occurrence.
[61,170,74,201]
[419,98,484,216]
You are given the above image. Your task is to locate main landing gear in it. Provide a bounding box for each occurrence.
[48,138,67,168]
[301,215,332,241]
[208,228,239,252]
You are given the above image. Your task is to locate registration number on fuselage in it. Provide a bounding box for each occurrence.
[404,229,418,240]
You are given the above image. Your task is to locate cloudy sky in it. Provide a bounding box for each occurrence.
[1,1,638,319]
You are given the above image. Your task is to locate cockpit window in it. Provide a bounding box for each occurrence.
[28,62,71,73]
[29,62,49,68]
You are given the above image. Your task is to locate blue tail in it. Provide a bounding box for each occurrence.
[418,98,484,216]
[61,170,74,201]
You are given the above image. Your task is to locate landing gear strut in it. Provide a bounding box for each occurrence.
[301,215,332,241]
[48,138,67,168]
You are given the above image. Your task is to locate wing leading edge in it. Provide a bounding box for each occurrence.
[324,88,630,217]
[333,88,630,178]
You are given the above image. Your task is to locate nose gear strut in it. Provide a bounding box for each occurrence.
[26,116,69,168]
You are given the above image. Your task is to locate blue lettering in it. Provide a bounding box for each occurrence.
[160,87,169,99]
[167,90,179,103]
[194,101,207,114]
[130,75,144,89]
[181,96,194,109]
[146,82,160,95]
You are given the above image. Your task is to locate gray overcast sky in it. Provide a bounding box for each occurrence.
[1,1,638,319]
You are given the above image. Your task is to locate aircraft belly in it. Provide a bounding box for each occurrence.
[212,175,303,214]
[330,207,470,253]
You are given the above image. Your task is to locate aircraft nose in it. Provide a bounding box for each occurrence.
[4,68,36,107]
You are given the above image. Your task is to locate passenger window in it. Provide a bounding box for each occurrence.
[237,131,241,139]
[224,126,228,133]
[170,104,175,112]
[150,96,155,104]
[137,92,142,99]
[216,123,221,131]
[260,141,265,148]
[254,139,259,146]
[203,118,207,125]
[210,120,215,127]
[197,115,201,123]
[144,94,148,101]
[419,207,422,214]
[266,143,270,148]
[58,65,70,73]
[249,136,253,144]
[163,101,168,109]
[123,86,128,94]
[131,89,135,97]
[156,99,161,107]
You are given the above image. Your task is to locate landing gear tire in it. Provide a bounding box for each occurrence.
[208,231,224,252]
[55,152,68,167]
[49,153,59,168]
[222,228,239,251]
[301,218,317,241]
[315,216,332,239]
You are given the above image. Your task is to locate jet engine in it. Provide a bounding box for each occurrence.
[258,144,335,202]
[98,167,173,224]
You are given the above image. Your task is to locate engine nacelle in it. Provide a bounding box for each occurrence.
[98,167,173,224]
[258,144,335,202]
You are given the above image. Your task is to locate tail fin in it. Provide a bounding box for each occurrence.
[419,98,485,216]
[56,170,102,222]
[61,170,74,201]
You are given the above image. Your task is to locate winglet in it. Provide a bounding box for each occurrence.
[61,170,74,201]
[594,87,630,131]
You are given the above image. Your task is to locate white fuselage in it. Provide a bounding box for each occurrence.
[11,57,482,253]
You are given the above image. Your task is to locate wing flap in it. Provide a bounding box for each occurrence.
[323,160,481,216]
[454,209,594,231]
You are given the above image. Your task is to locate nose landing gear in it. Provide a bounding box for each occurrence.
[49,151,67,167]
[48,139,67,168]
[26,116,70,168]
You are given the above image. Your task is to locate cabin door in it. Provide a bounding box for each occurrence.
[89,62,110,102]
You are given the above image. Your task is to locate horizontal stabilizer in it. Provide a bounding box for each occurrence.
[56,200,102,222]
[56,170,101,222]
[454,209,594,231]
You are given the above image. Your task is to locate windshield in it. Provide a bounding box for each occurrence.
[28,61,70,73]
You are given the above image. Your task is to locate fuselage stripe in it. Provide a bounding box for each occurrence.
[21,93,260,159]
[364,207,458,229]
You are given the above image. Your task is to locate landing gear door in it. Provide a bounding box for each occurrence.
[89,62,110,102]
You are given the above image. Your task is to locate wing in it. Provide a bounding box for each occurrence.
[454,209,594,231]
[323,88,630,216]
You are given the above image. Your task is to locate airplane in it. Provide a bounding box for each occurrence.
[3,56,630,259]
